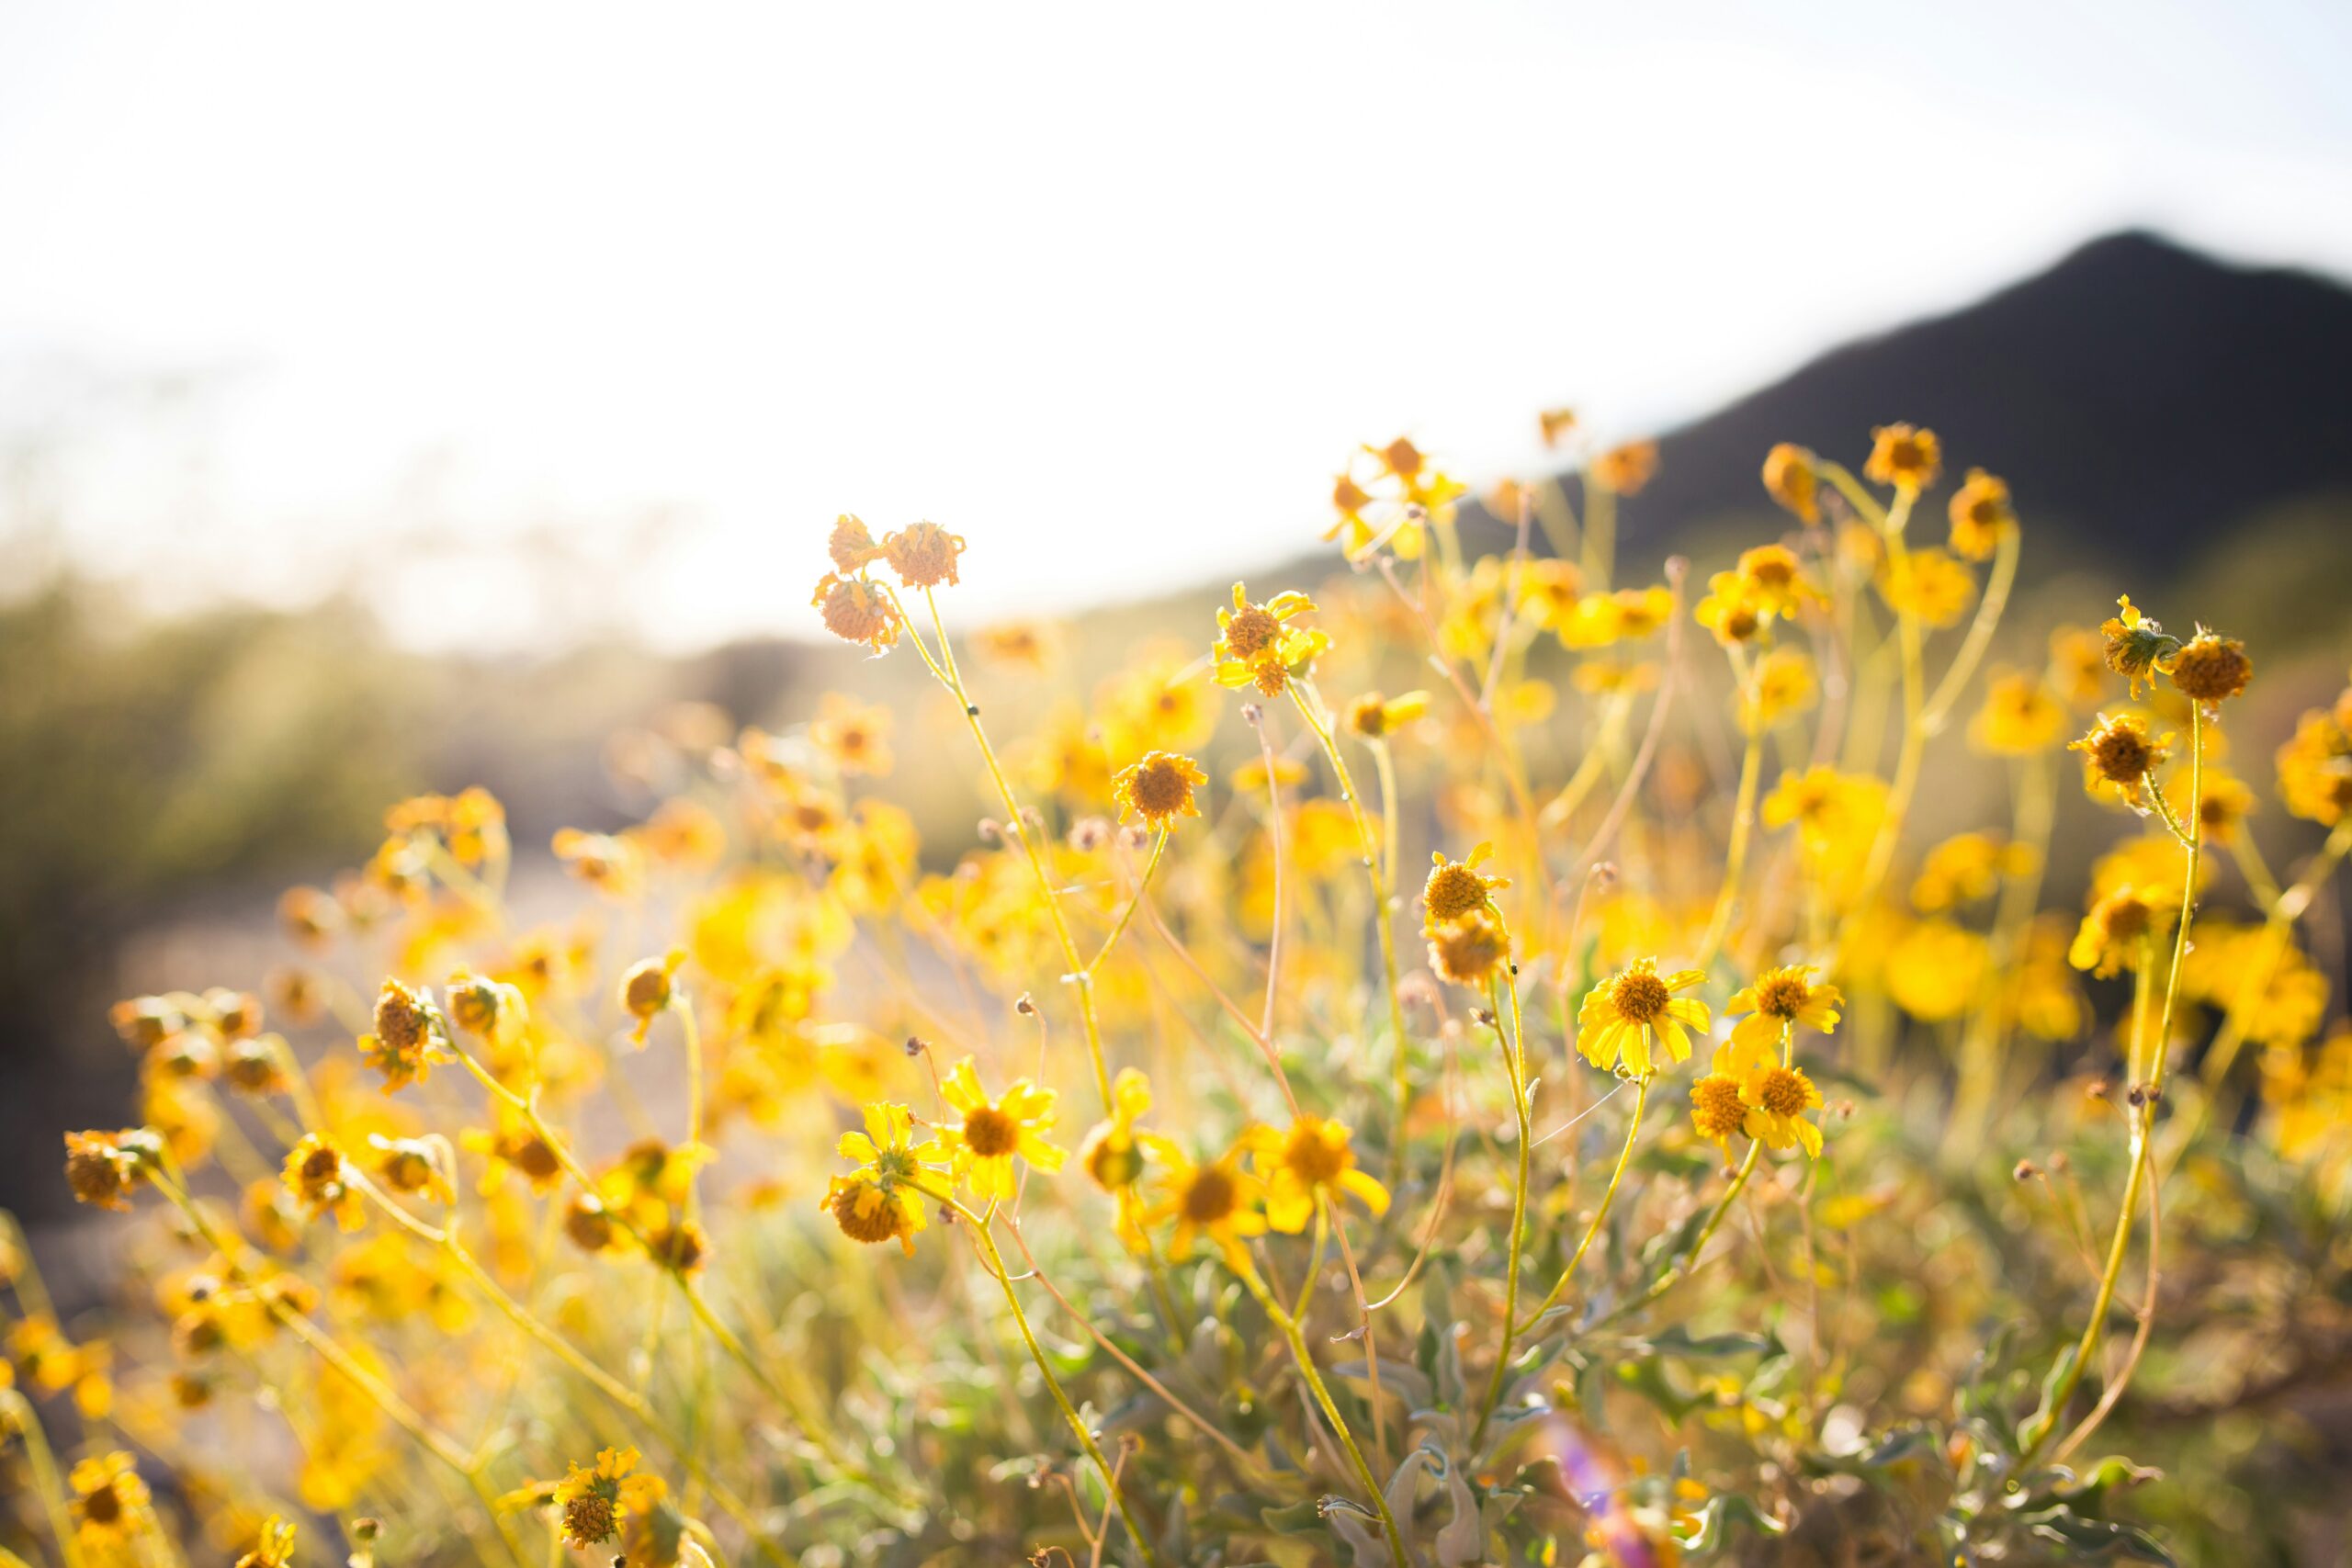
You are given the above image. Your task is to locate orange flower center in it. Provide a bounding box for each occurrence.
[1754,972,1811,1021]
[1282,1122,1350,1186]
[1181,1166,1238,1224]
[2088,724,2155,784]
[1691,1075,1747,1141]
[1126,759,1195,820]
[1224,604,1279,660]
[1609,968,1671,1025]
[962,1104,1023,1158]
[1757,1066,1811,1118]
[1424,863,1487,924]
[561,1490,617,1546]
[829,1179,905,1245]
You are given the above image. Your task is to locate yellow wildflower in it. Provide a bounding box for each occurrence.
[1577,959,1710,1077]
[1113,750,1208,830]
[551,1447,663,1549]
[1247,1114,1389,1232]
[939,1056,1066,1203]
[1724,965,1843,1051]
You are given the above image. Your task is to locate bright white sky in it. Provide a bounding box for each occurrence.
[4,1,2349,653]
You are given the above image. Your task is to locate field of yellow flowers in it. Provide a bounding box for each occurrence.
[9,421,2351,1567]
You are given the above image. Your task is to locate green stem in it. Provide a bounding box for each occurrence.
[943,1194,1162,1568]
[1470,959,1535,1448]
[1235,1263,1409,1567]
[2024,706,2203,1465]
[1515,1076,1652,1336]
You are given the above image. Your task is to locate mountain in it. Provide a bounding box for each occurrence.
[1539,231,2352,569]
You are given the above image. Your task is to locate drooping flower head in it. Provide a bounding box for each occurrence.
[812,571,903,652]
[828,513,880,572]
[880,521,966,589]
[939,1056,1066,1203]
[360,978,451,1094]
[282,1133,365,1232]
[64,1129,157,1213]
[620,948,687,1044]
[1428,911,1509,988]
[826,1102,949,1256]
[1577,959,1711,1077]
[2098,595,2180,699]
[1077,1067,1155,1193]
[2168,628,2252,709]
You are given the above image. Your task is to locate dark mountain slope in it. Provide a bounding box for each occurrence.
[1583,231,2352,561]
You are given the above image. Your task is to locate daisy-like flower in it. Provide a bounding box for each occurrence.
[1689,1069,1749,1151]
[63,1129,155,1212]
[2168,628,2252,709]
[1577,959,1710,1077]
[2069,886,2170,978]
[1971,671,2066,756]
[360,977,452,1094]
[1113,750,1208,830]
[2071,712,2171,809]
[828,513,880,572]
[939,1056,1067,1203]
[1730,543,1821,621]
[1716,1037,1827,1157]
[826,1102,949,1255]
[812,571,903,652]
[368,1134,455,1207]
[71,1451,150,1548]
[1246,1114,1390,1233]
[1694,574,1765,647]
[1428,911,1510,988]
[552,1447,664,1549]
[1077,1067,1155,1193]
[443,968,528,1048]
[1723,965,1844,1051]
[881,521,966,589]
[1212,582,1329,694]
[282,1133,366,1232]
[1423,843,1509,932]
[1863,423,1941,493]
[1141,1135,1267,1271]
[1947,468,2015,560]
[1591,439,1659,495]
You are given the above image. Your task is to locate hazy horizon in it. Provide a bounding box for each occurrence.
[6,1,2351,654]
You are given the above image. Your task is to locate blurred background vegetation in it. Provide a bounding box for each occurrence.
[9,231,2352,1259]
